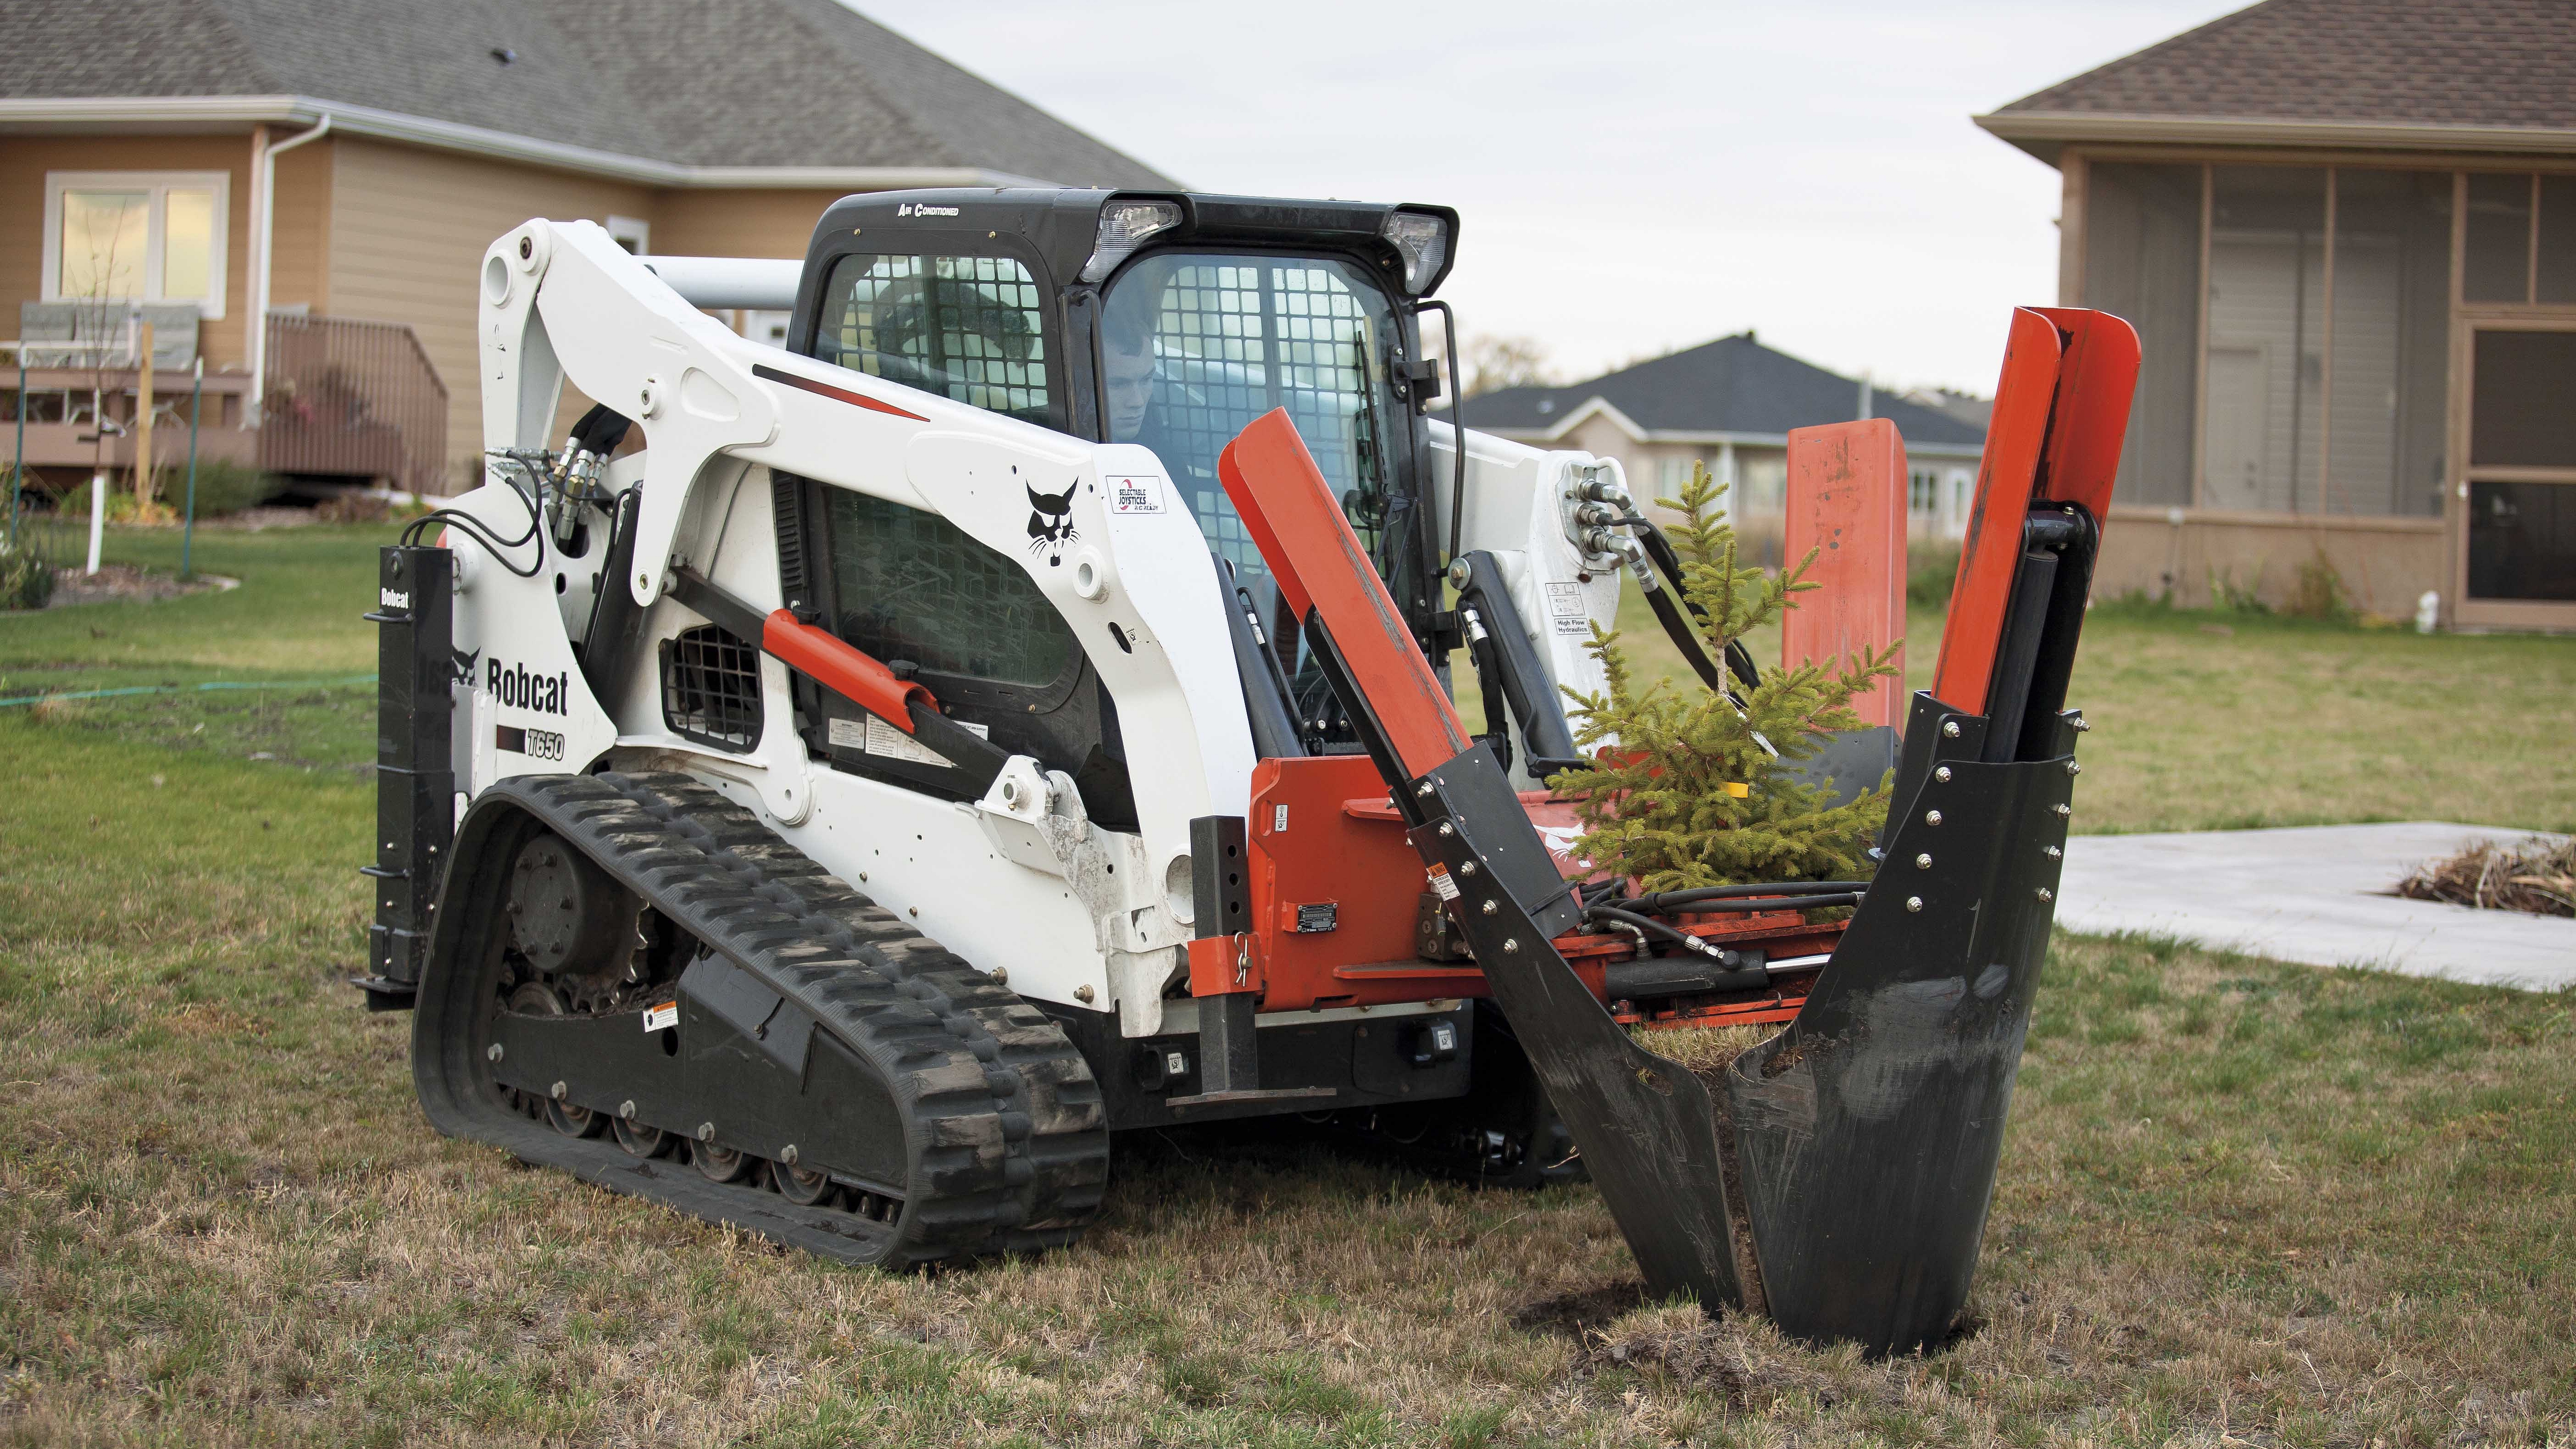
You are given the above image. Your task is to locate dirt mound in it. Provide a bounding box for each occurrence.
[42,564,224,608]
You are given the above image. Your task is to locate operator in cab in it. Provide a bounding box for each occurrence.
[1101,312,1181,458]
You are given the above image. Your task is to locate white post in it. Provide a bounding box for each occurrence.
[86,470,105,574]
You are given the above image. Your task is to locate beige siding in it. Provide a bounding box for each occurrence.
[268,137,334,315]
[2092,506,2444,615]
[326,137,653,489]
[653,188,846,259]
[0,133,259,369]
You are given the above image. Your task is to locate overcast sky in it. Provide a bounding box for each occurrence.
[848,0,2245,396]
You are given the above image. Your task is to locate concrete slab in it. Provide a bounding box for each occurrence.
[2057,823,2574,991]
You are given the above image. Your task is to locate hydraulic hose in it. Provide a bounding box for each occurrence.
[1632,520,1760,694]
[1584,905,1725,957]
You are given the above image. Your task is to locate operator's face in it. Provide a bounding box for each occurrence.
[1104,343,1155,442]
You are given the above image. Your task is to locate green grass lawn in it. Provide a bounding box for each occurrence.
[1502,585,2576,836]
[3,527,2571,1446]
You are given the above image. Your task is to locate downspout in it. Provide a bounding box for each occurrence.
[246,113,331,424]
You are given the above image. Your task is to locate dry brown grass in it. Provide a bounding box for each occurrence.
[6,718,2574,1447]
[2397,834,2576,917]
[10,529,2576,1447]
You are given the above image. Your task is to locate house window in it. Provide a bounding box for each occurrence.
[2093,162,2454,520]
[43,172,230,318]
[606,215,651,255]
[1908,469,1938,517]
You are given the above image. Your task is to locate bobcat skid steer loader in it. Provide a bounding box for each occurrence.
[352,188,2137,1354]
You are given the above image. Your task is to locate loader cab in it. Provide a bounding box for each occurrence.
[777,189,1459,801]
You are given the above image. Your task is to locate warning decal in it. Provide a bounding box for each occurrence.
[1545,581,1589,636]
[1108,475,1165,515]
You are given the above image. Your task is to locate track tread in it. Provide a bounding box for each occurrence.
[414,770,1107,1265]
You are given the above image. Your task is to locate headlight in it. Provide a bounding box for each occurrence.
[1381,210,1451,295]
[1081,198,1184,283]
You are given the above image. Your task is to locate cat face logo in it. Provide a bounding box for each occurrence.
[451,646,480,687]
[1025,479,1078,566]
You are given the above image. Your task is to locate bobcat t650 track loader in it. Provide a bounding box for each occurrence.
[355,190,2136,1355]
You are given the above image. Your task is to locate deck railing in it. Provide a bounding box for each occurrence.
[259,315,448,496]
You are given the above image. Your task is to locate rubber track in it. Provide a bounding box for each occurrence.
[414,771,1109,1265]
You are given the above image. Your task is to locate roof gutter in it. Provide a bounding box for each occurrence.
[1974,109,2576,166]
[0,95,1055,189]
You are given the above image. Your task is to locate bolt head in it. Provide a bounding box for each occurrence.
[780,1144,799,1166]
[550,1080,567,1101]
[517,235,532,259]
[619,1100,637,1120]
[1924,809,1944,827]
[1502,938,1520,954]
[2045,845,2063,859]
[2071,715,2091,732]
[2035,887,2054,902]
[1480,899,1499,915]
[1458,860,1477,876]
[2066,760,2082,776]
[1941,720,1961,739]
[1074,984,1095,1003]
[697,1122,715,1142]
[1915,853,1933,869]
[486,1043,504,1062]
[2054,803,2073,818]
[1436,822,1454,837]
[1935,766,1952,783]
[1905,896,1924,913]
[1416,780,1435,797]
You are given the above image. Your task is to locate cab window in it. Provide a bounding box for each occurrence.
[814,253,1058,427]
[823,487,1076,688]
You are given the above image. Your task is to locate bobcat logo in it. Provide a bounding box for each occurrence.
[1025,478,1078,566]
[451,646,481,687]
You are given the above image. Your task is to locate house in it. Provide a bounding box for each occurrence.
[2,0,1172,498]
[1977,0,2576,630]
[1462,331,1990,557]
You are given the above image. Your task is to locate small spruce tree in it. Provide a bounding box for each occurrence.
[1555,464,1899,892]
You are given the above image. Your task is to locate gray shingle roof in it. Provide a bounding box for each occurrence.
[1458,333,1987,450]
[0,0,1177,186]
[1990,0,2576,135]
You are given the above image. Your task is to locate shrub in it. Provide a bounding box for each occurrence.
[174,459,286,517]
[1555,464,1896,891]
[2284,546,2358,624]
[0,528,56,611]
[1907,544,1959,611]
[314,492,392,523]
[2208,565,2269,615]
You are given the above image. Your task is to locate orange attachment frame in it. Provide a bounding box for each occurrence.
[1928,307,2140,716]
[1782,419,1907,728]
[1217,409,1469,779]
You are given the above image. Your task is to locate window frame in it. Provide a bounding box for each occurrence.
[806,244,1068,431]
[605,215,652,255]
[42,170,231,319]
[1096,244,1419,579]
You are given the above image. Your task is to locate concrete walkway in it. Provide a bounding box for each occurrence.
[2057,822,2574,991]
